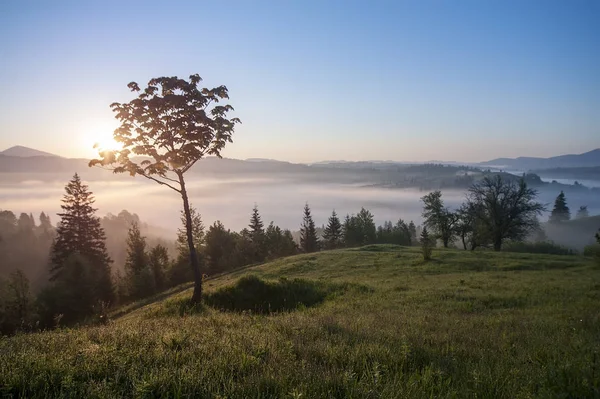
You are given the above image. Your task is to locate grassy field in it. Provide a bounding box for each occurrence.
[1,245,599,398]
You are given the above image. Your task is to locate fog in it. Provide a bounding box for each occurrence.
[2,174,599,247]
[1,176,469,236]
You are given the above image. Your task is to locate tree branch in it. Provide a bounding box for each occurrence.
[140,173,181,193]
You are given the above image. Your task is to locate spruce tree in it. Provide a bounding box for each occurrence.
[300,203,319,253]
[550,191,570,223]
[177,206,204,256]
[50,174,113,304]
[420,226,433,261]
[323,210,342,249]
[248,205,266,261]
[124,222,154,299]
[148,244,170,291]
[408,221,417,244]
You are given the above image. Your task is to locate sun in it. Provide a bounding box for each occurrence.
[82,120,123,155]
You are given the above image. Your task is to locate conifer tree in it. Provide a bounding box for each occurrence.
[248,205,266,261]
[171,206,204,286]
[50,174,113,305]
[300,203,319,253]
[177,206,204,256]
[550,191,570,223]
[420,226,433,261]
[408,221,417,244]
[124,222,154,299]
[322,210,343,249]
[148,244,170,291]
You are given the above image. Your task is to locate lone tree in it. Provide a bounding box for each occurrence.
[248,205,266,262]
[421,191,458,248]
[322,210,343,249]
[467,175,545,251]
[549,191,570,223]
[420,227,433,261]
[300,203,319,253]
[90,74,240,303]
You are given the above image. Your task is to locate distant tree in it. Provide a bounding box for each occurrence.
[49,174,113,306]
[420,227,433,261]
[421,191,457,248]
[39,211,53,236]
[549,191,570,223]
[0,270,34,335]
[576,206,589,219]
[90,74,240,304]
[124,222,154,299]
[171,207,205,287]
[248,205,266,262]
[393,219,412,246]
[408,221,417,245]
[264,222,298,259]
[322,210,343,249]
[300,203,319,253]
[343,208,377,247]
[177,206,204,257]
[204,221,236,272]
[467,175,545,251]
[357,208,377,245]
[38,254,98,326]
[454,203,489,250]
[148,244,169,291]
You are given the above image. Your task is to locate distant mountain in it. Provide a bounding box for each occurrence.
[0,145,60,158]
[481,149,600,170]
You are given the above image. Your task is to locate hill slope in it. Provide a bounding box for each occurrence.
[1,246,599,398]
[0,145,59,157]
[481,148,600,170]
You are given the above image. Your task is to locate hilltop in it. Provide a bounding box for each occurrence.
[1,246,598,398]
[0,145,59,158]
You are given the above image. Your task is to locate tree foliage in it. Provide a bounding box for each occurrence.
[420,227,433,261]
[49,174,113,313]
[466,175,545,251]
[300,203,319,253]
[322,210,343,249]
[549,191,570,223]
[90,74,240,303]
[421,190,457,248]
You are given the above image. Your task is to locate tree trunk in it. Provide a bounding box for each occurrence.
[178,173,203,303]
[461,235,467,250]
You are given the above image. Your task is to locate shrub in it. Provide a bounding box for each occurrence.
[502,241,577,256]
[204,275,341,313]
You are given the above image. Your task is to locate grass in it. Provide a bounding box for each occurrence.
[1,245,599,398]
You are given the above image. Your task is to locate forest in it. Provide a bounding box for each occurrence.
[2,170,599,335]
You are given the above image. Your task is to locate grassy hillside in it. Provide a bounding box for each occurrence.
[1,246,599,398]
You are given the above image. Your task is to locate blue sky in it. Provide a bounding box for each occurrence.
[0,0,598,162]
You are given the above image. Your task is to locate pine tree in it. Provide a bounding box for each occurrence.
[550,191,570,223]
[50,174,113,305]
[300,203,319,253]
[322,210,343,249]
[148,244,170,291]
[408,221,417,244]
[124,222,154,299]
[420,227,433,261]
[248,205,266,261]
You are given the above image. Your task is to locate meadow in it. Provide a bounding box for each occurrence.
[1,245,599,398]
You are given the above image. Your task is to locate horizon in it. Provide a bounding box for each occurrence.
[1,144,600,165]
[1,1,599,162]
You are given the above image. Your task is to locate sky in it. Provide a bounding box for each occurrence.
[0,0,598,163]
